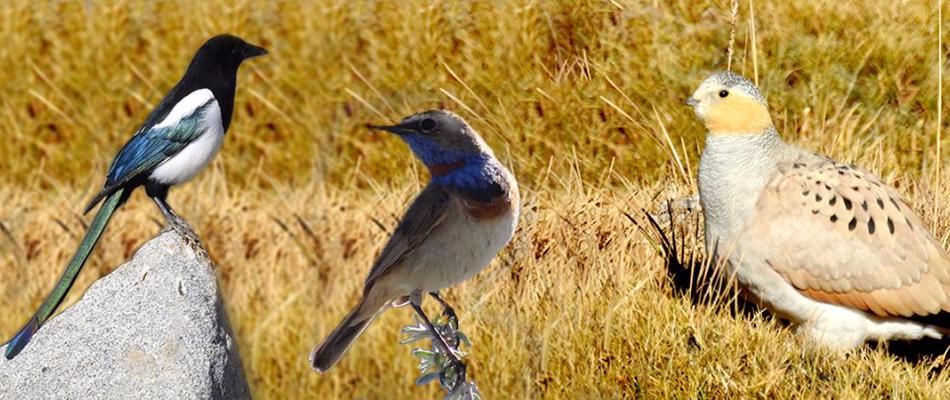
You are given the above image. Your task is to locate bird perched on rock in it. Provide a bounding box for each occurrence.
[4,34,266,359]
[310,110,520,383]
[688,71,950,351]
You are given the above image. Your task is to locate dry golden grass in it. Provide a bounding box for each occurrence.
[2,0,950,398]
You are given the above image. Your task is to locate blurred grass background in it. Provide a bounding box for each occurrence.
[1,0,950,398]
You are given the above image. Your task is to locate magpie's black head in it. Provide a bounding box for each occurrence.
[193,34,267,71]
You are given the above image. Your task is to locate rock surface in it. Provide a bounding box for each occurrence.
[0,231,250,400]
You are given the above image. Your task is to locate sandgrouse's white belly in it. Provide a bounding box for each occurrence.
[149,90,224,186]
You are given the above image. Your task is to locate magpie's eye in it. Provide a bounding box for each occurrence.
[419,118,436,132]
[718,90,729,98]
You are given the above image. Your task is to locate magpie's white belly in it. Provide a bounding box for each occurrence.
[149,101,224,186]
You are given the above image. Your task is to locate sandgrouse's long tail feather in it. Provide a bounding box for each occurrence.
[4,188,126,359]
[310,298,379,372]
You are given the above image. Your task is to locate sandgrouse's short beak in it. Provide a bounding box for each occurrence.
[367,122,414,136]
[243,44,268,59]
[685,97,699,107]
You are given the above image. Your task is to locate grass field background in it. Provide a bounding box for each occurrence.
[2,0,950,398]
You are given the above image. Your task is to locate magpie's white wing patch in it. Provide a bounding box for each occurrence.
[153,89,216,129]
[149,90,225,185]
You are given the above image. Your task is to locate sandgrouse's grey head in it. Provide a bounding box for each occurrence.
[686,71,772,135]
[369,110,489,166]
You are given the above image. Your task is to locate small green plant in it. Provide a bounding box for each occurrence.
[401,313,480,400]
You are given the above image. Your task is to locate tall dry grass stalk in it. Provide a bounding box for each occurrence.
[748,0,759,86]
[1,0,950,398]
[937,0,944,181]
[727,0,740,72]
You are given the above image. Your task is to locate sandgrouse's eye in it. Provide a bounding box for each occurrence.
[719,90,729,98]
[419,118,436,132]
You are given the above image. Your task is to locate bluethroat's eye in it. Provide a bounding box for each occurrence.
[419,118,436,132]
[718,90,729,98]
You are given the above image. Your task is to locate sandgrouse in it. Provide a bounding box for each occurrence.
[688,71,950,351]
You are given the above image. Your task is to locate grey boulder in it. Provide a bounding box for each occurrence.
[0,231,250,400]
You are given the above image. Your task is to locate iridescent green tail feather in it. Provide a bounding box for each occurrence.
[4,188,125,359]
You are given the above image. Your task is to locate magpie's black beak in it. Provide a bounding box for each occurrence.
[685,97,699,107]
[367,122,414,136]
[243,44,268,59]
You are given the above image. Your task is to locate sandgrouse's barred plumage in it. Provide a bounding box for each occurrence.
[689,71,950,351]
[756,157,950,316]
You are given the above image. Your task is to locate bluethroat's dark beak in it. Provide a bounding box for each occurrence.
[367,122,415,136]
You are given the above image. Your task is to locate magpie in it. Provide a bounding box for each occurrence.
[3,34,266,359]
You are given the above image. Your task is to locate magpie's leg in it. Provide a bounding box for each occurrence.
[146,182,200,244]
[154,197,201,244]
[410,290,466,389]
[429,291,458,322]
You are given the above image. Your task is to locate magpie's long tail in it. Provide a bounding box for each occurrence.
[4,188,126,359]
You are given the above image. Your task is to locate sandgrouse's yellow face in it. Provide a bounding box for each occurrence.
[686,71,772,135]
